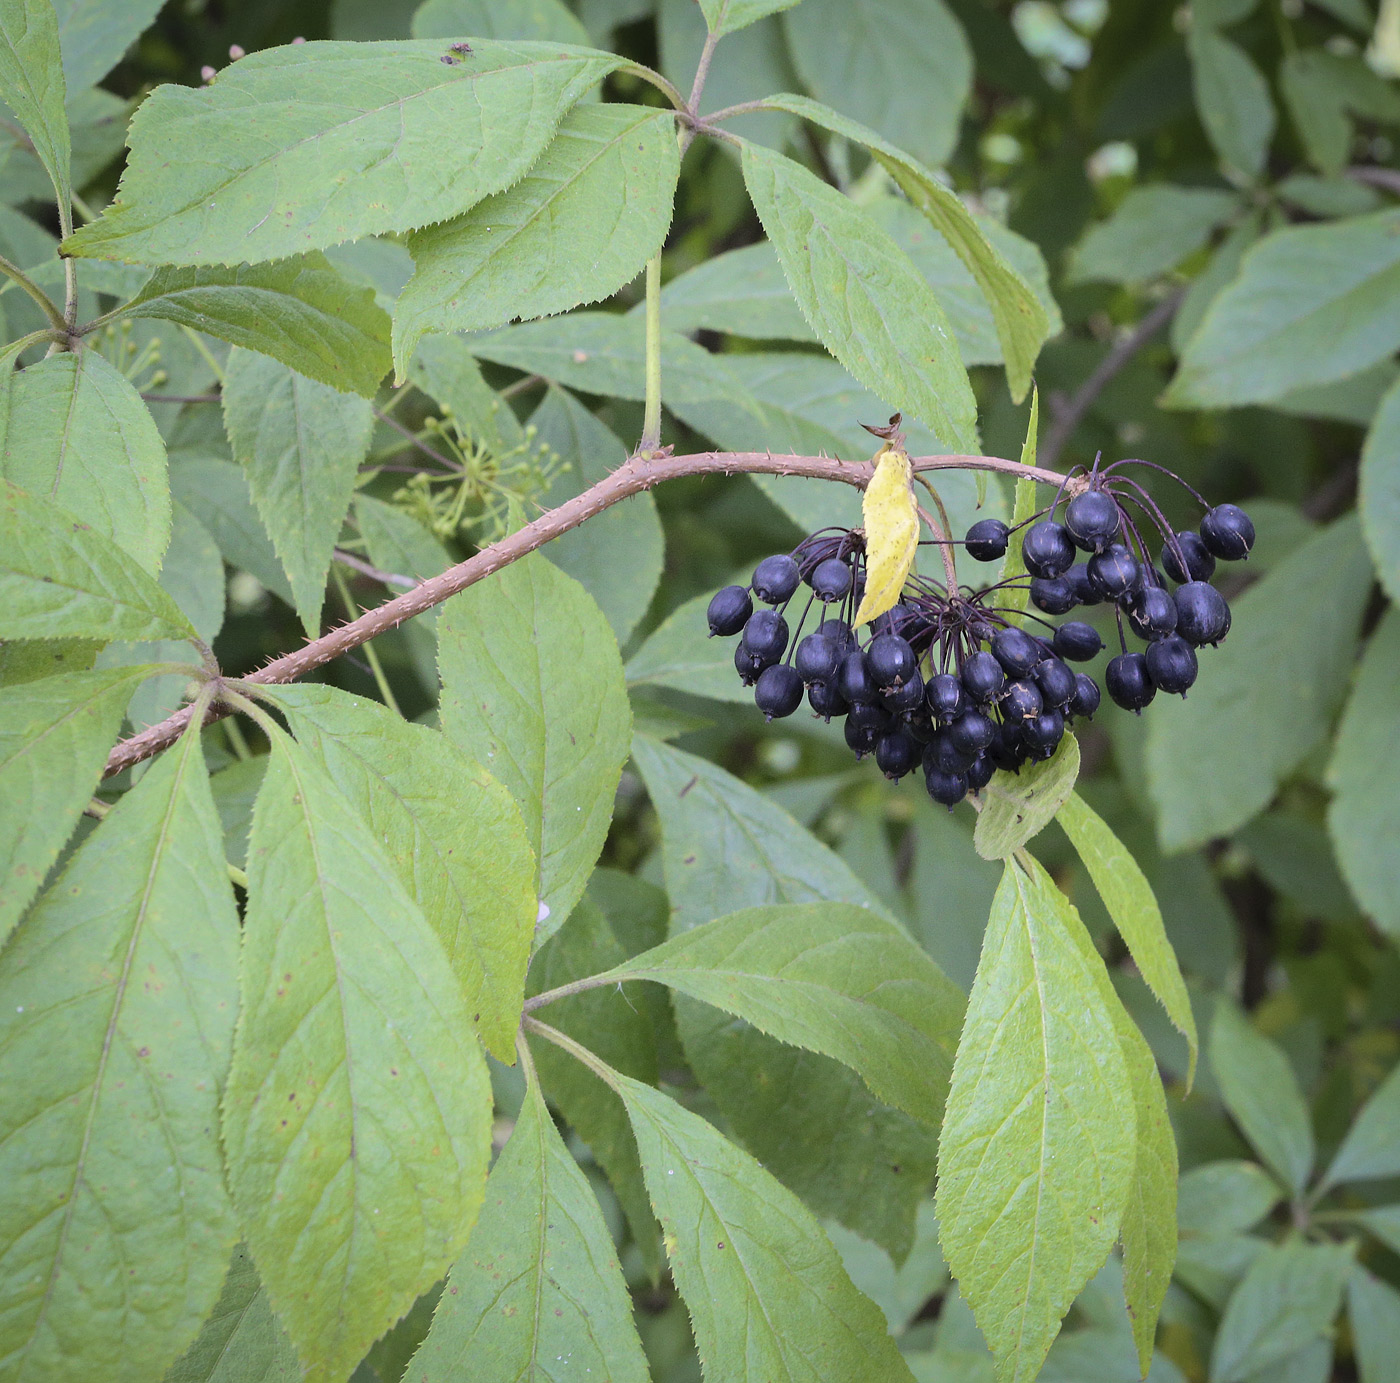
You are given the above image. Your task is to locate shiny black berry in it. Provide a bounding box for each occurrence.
[1174,582,1230,646]
[1030,576,1076,615]
[838,648,878,704]
[755,664,803,719]
[1065,490,1120,552]
[1064,563,1100,606]
[965,518,1009,561]
[961,651,1006,704]
[882,672,925,714]
[1069,673,1101,719]
[795,632,841,684]
[735,643,765,685]
[844,701,890,756]
[949,709,996,756]
[1200,503,1255,561]
[925,766,969,807]
[870,604,912,637]
[1053,620,1103,662]
[1127,586,1178,641]
[1106,652,1156,711]
[876,731,920,780]
[707,585,753,637]
[810,557,852,602]
[1161,531,1216,584]
[991,626,1043,678]
[808,679,848,720]
[741,609,788,662]
[822,618,855,651]
[1088,544,1139,600]
[868,633,918,689]
[1002,679,1043,724]
[1022,521,1075,579]
[926,672,965,723]
[899,707,936,744]
[752,554,800,604]
[925,731,975,776]
[1021,708,1065,755]
[1145,635,1199,695]
[1035,657,1076,710]
[966,753,995,791]
[989,720,1026,771]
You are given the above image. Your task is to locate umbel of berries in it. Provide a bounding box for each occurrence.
[704,443,1252,809]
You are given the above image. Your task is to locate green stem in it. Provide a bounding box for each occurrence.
[223,716,253,762]
[332,565,403,716]
[523,1015,626,1093]
[0,253,68,334]
[523,970,625,1013]
[227,863,249,890]
[70,190,98,224]
[619,61,689,113]
[638,254,663,455]
[181,325,226,384]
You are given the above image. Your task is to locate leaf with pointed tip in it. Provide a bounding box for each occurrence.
[261,683,537,1061]
[0,663,157,943]
[700,0,802,37]
[0,351,170,572]
[616,1072,917,1383]
[222,347,373,636]
[1176,1161,1281,1238]
[407,1075,649,1383]
[0,720,239,1383]
[1349,1266,1400,1383]
[1058,791,1198,1085]
[222,734,493,1383]
[163,1245,300,1383]
[854,443,919,627]
[438,554,630,937]
[116,255,391,397]
[0,0,70,214]
[63,40,625,266]
[1209,996,1314,1194]
[604,900,961,1126]
[973,732,1080,861]
[936,855,1136,1383]
[393,103,679,370]
[1322,1052,1400,1188]
[1189,25,1275,180]
[740,139,977,451]
[0,480,193,642]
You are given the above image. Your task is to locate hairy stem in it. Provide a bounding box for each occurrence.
[522,1015,626,1093]
[639,254,663,454]
[101,447,1067,780]
[523,971,624,1013]
[0,253,69,334]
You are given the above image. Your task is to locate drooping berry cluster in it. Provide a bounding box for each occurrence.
[705,461,1254,810]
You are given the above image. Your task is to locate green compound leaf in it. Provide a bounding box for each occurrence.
[740,138,977,451]
[406,1075,650,1383]
[754,93,1052,402]
[1359,376,1400,604]
[0,350,170,573]
[0,721,239,1383]
[0,479,192,643]
[1067,185,1239,286]
[63,40,624,266]
[1189,25,1275,180]
[222,734,493,1383]
[973,731,1080,861]
[1145,515,1374,852]
[1165,209,1400,408]
[1058,791,1198,1086]
[615,1072,917,1383]
[1177,1161,1282,1238]
[936,855,1136,1383]
[1328,607,1400,941]
[0,664,154,943]
[700,0,802,37]
[222,347,374,637]
[632,734,938,1260]
[625,587,755,705]
[604,901,961,1127]
[116,255,392,397]
[1209,996,1315,1195]
[163,1245,300,1383]
[261,683,537,1062]
[1322,1052,1400,1189]
[1208,1240,1353,1383]
[0,0,70,216]
[393,102,679,371]
[439,554,631,938]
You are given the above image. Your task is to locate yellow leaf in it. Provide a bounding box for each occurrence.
[854,443,919,626]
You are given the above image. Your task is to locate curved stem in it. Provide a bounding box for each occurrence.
[638,254,663,454]
[0,253,68,334]
[619,61,689,114]
[523,1015,626,1093]
[100,447,1067,780]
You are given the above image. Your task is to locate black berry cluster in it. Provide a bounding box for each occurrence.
[705,461,1254,811]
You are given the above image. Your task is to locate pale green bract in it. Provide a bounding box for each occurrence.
[261,683,538,1062]
[740,139,978,452]
[0,479,193,643]
[616,1072,918,1383]
[973,732,1080,860]
[114,255,393,397]
[406,1078,650,1383]
[222,735,493,1383]
[62,40,625,266]
[0,722,239,1383]
[393,103,680,370]
[0,350,170,573]
[221,347,373,636]
[438,554,632,937]
[602,901,963,1126]
[936,856,1136,1383]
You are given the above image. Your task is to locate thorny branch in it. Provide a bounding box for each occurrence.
[102,447,1068,780]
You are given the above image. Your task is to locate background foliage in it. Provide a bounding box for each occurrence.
[3,1,1400,1382]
